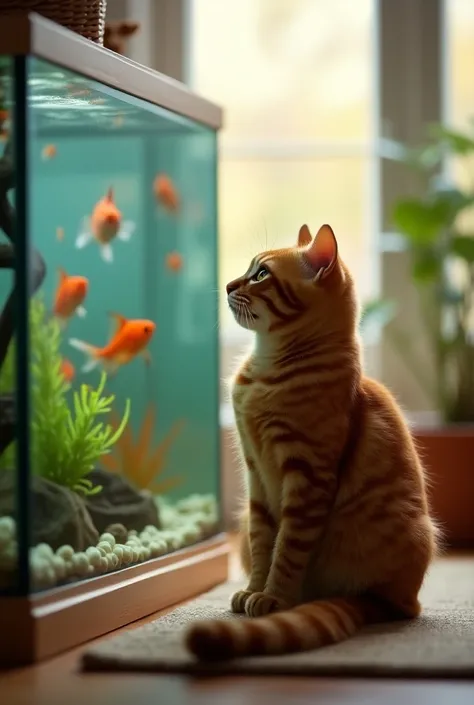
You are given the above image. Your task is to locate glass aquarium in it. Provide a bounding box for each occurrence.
[0,22,222,597]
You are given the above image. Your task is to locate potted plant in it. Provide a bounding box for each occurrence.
[361,120,474,547]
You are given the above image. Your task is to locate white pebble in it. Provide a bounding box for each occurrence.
[99,532,116,547]
[0,516,15,546]
[85,547,102,568]
[31,556,56,588]
[72,552,89,576]
[97,541,112,554]
[122,546,133,564]
[35,543,54,559]
[106,553,118,570]
[193,512,208,530]
[164,533,179,551]
[56,545,74,561]
[149,540,165,558]
[131,548,140,562]
[180,526,200,543]
[140,546,151,561]
[98,556,108,573]
[51,555,67,581]
[113,545,124,562]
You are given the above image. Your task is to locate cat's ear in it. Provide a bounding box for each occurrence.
[304,224,338,279]
[297,224,312,247]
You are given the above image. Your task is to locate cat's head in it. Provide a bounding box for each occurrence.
[226,224,358,338]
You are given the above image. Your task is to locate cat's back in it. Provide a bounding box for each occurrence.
[332,373,434,540]
[355,374,418,459]
[306,375,438,598]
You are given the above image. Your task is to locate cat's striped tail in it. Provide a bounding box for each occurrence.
[185,596,392,661]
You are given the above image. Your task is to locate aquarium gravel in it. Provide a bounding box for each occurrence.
[0,493,218,590]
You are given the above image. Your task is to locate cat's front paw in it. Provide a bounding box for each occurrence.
[245,591,289,617]
[230,589,254,613]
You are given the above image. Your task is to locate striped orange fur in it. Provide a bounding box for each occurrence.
[185,223,440,661]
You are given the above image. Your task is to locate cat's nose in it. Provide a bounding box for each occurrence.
[226,280,239,295]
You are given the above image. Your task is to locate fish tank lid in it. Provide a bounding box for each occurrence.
[0,12,223,130]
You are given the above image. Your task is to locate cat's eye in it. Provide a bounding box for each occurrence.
[253,266,269,282]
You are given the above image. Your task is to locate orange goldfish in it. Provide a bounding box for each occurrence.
[0,109,9,142]
[166,251,183,272]
[75,187,136,264]
[56,226,65,242]
[153,174,180,214]
[42,144,57,160]
[68,312,156,374]
[60,358,75,382]
[53,268,89,327]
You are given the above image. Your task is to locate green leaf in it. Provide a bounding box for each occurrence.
[432,187,474,217]
[393,190,474,245]
[393,200,444,244]
[429,124,474,155]
[451,235,474,263]
[411,249,441,282]
[405,143,444,171]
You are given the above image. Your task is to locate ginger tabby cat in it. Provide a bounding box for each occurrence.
[186,223,439,661]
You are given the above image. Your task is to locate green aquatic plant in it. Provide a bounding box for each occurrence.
[0,295,131,494]
[52,374,131,495]
[0,329,16,470]
[0,337,14,395]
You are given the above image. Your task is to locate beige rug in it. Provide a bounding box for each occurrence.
[82,558,474,677]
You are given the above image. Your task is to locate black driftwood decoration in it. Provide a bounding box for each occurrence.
[0,137,47,456]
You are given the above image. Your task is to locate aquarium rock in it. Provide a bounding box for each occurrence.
[84,468,161,533]
[0,471,99,551]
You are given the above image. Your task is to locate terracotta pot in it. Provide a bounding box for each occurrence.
[412,425,474,548]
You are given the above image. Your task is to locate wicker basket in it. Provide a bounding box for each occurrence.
[0,0,107,44]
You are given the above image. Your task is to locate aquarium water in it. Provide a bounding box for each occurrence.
[0,57,220,593]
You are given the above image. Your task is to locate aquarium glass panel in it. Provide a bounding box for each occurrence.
[0,56,19,594]
[26,57,220,592]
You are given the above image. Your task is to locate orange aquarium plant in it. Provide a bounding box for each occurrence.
[101,403,184,494]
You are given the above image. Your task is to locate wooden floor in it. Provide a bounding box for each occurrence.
[1,543,474,705]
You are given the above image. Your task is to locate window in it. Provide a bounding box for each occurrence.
[188,0,376,353]
[445,0,474,130]
[444,0,474,227]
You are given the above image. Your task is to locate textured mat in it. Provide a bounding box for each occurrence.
[82,558,474,677]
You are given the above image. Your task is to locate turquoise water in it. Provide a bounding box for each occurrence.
[0,57,220,593]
